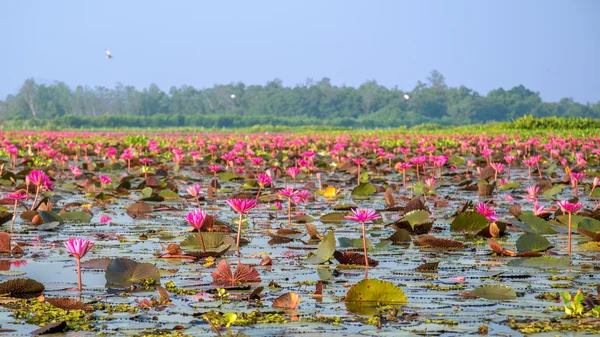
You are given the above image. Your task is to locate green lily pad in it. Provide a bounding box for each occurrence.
[400,210,430,227]
[471,284,516,300]
[60,211,92,223]
[498,182,520,191]
[105,258,161,288]
[578,242,600,252]
[448,155,465,166]
[516,212,557,234]
[351,183,376,197]
[219,172,242,182]
[319,212,349,223]
[141,187,153,198]
[541,185,563,200]
[338,237,373,249]
[579,217,600,232]
[507,257,571,269]
[180,232,235,249]
[345,279,408,315]
[516,233,553,253]
[159,189,180,200]
[305,230,336,264]
[450,211,489,234]
[386,229,412,244]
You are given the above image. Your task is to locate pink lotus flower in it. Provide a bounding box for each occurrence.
[352,158,366,165]
[208,165,222,173]
[556,201,583,213]
[64,237,94,259]
[27,170,54,191]
[475,203,498,222]
[394,162,413,171]
[345,208,381,271]
[286,167,300,178]
[257,173,272,187]
[99,175,112,185]
[345,208,381,223]
[139,158,153,164]
[250,157,264,166]
[226,199,257,214]
[64,238,94,290]
[504,155,516,164]
[533,201,549,216]
[99,215,112,224]
[503,194,514,201]
[526,186,539,200]
[70,166,82,177]
[425,178,436,189]
[292,189,311,204]
[185,209,208,229]
[227,199,257,255]
[278,188,297,198]
[5,190,27,200]
[490,162,505,173]
[187,184,202,197]
[185,209,209,252]
[557,200,584,255]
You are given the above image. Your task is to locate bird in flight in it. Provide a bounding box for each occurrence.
[105,50,113,59]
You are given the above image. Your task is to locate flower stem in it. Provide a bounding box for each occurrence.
[235,212,243,255]
[567,212,572,255]
[197,228,206,253]
[361,222,369,271]
[77,258,82,292]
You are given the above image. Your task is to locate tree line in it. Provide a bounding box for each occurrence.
[1,71,599,129]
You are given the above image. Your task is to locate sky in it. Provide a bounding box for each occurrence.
[1,0,599,103]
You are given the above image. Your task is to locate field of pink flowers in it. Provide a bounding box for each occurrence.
[0,131,599,336]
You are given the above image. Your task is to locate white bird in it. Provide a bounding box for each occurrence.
[105,50,113,59]
[230,94,236,99]
[403,94,410,100]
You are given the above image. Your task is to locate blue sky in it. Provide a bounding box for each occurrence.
[1,0,599,102]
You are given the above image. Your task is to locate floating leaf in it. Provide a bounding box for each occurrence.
[516,212,557,234]
[578,241,600,252]
[0,211,12,226]
[541,185,563,199]
[0,232,10,253]
[126,202,153,219]
[105,258,160,288]
[471,284,516,300]
[338,237,373,249]
[159,190,180,199]
[272,292,301,309]
[0,278,44,297]
[219,172,241,181]
[400,210,430,227]
[507,257,571,268]
[578,228,600,241]
[498,182,520,191]
[417,234,465,250]
[487,239,516,257]
[81,258,112,270]
[516,233,553,253]
[451,211,489,233]
[416,262,439,272]
[305,230,336,264]
[316,186,340,198]
[47,297,93,312]
[30,321,67,335]
[333,250,379,267]
[181,232,234,250]
[386,229,412,244]
[211,260,261,286]
[305,223,322,240]
[404,197,428,214]
[60,211,92,223]
[351,183,376,197]
[345,279,408,315]
[319,212,348,223]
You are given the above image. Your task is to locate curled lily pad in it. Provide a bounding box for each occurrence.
[417,234,465,250]
[471,284,516,300]
[305,230,335,264]
[105,258,160,289]
[386,229,412,244]
[272,292,301,309]
[30,321,67,335]
[46,297,94,312]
